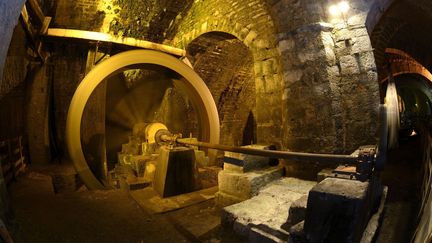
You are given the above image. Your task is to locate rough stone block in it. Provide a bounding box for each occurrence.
[317,168,333,182]
[194,150,209,167]
[222,178,316,242]
[288,221,305,243]
[218,166,283,201]
[223,144,278,172]
[198,166,221,188]
[304,178,370,243]
[215,191,244,207]
[340,54,361,75]
[286,195,308,227]
[249,226,284,243]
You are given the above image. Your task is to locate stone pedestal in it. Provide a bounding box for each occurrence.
[223,144,277,173]
[153,146,197,198]
[304,178,371,243]
[216,144,282,206]
[215,166,283,206]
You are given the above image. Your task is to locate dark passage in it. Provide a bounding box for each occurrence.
[375,134,424,243]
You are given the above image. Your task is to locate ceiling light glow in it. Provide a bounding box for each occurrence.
[329,5,339,15]
[338,1,350,13]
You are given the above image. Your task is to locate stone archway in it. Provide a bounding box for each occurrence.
[186,31,256,147]
[169,0,284,148]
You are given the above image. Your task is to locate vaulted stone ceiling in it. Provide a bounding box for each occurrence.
[108,0,194,42]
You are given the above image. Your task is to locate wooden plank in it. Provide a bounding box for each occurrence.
[20,5,37,40]
[20,5,48,61]
[14,158,23,168]
[40,16,52,35]
[27,0,45,25]
[46,28,186,57]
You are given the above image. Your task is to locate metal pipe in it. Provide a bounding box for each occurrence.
[161,135,358,164]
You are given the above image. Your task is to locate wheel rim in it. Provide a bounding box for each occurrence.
[66,50,220,189]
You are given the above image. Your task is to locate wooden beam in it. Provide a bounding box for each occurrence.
[20,5,49,62]
[45,28,186,57]
[20,5,38,43]
[26,0,45,25]
[40,16,51,35]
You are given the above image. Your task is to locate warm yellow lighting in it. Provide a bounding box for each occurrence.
[338,1,350,13]
[329,5,339,15]
[329,1,350,16]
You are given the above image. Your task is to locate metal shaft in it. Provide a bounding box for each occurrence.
[161,135,358,165]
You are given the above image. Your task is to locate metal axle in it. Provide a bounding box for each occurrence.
[159,134,359,165]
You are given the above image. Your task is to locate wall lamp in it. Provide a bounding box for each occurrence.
[329,1,350,23]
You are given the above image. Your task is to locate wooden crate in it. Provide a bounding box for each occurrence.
[0,136,27,187]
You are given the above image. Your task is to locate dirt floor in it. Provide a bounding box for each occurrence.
[7,168,242,243]
[5,135,427,243]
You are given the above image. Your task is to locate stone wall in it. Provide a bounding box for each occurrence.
[0,0,26,223]
[50,44,88,161]
[27,65,51,166]
[0,24,30,140]
[271,0,379,155]
[0,0,26,82]
[54,0,107,31]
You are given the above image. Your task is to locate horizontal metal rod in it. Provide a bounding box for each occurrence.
[166,136,358,165]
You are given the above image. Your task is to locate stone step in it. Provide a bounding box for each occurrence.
[216,166,284,207]
[221,177,316,242]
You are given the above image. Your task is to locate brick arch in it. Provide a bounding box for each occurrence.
[381,48,432,83]
[369,18,408,81]
[367,0,432,82]
[185,31,256,146]
[168,0,284,146]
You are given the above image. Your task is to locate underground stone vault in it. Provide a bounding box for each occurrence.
[0,0,431,242]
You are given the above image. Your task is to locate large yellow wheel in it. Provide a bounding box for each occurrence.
[66,50,220,190]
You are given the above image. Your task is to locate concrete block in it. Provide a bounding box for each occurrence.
[304,178,370,243]
[223,144,278,172]
[218,166,283,201]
